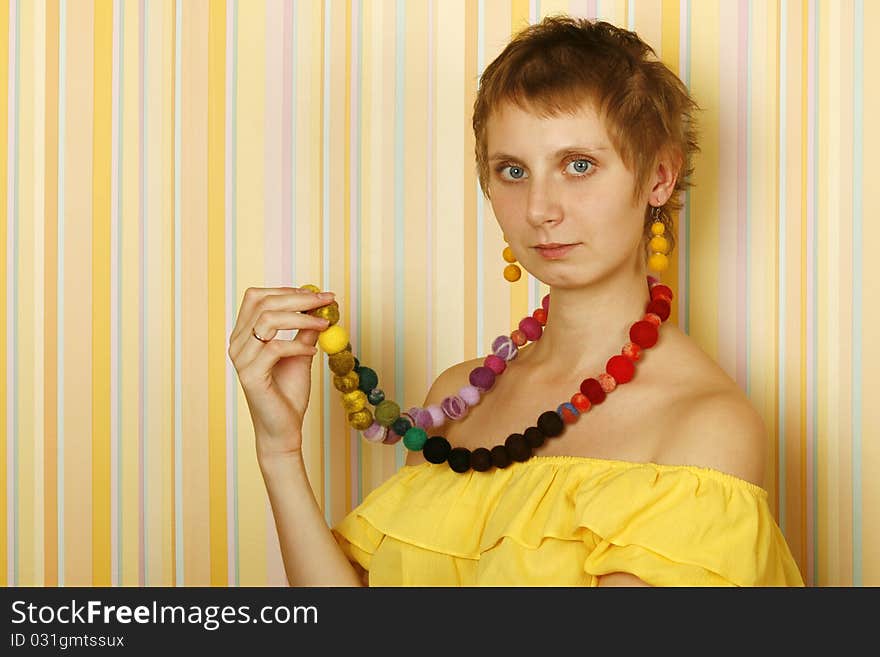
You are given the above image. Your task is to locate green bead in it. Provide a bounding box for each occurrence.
[367,388,385,405]
[392,417,412,436]
[403,427,428,451]
[328,350,355,376]
[333,371,359,394]
[356,366,379,394]
[374,400,400,427]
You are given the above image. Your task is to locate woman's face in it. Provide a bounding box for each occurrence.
[486,100,648,288]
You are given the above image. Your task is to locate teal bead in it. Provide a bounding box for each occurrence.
[391,417,412,436]
[367,388,386,405]
[403,427,428,451]
[357,366,379,394]
[375,400,400,427]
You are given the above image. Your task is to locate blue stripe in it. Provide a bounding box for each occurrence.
[627,0,635,30]
[851,0,863,587]
[173,0,184,586]
[115,0,126,585]
[57,0,67,587]
[476,0,484,352]
[778,0,788,534]
[811,0,820,587]
[394,0,405,470]
[322,0,332,521]
[11,0,20,587]
[231,0,240,585]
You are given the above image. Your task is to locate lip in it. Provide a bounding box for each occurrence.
[534,243,579,259]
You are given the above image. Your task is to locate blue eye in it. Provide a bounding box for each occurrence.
[499,165,526,181]
[566,159,593,175]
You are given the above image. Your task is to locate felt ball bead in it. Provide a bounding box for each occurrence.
[328,350,356,376]
[448,448,472,473]
[580,377,607,405]
[490,445,511,469]
[510,329,527,347]
[647,275,659,286]
[502,246,517,263]
[410,407,434,429]
[650,284,673,301]
[459,385,481,406]
[597,372,618,393]
[299,284,321,294]
[537,410,565,437]
[348,409,374,431]
[648,252,669,272]
[342,390,368,413]
[643,313,662,327]
[367,388,386,405]
[650,221,666,236]
[607,354,635,384]
[484,354,507,375]
[649,235,669,254]
[532,308,548,326]
[469,366,496,391]
[630,320,659,349]
[557,402,579,424]
[375,400,401,427]
[383,428,402,445]
[333,371,360,394]
[441,395,468,421]
[426,405,446,428]
[363,421,387,443]
[518,317,543,342]
[356,366,379,394]
[392,416,413,436]
[504,264,522,282]
[423,436,452,464]
[622,342,642,361]
[571,392,591,413]
[524,426,546,449]
[403,427,428,451]
[310,301,340,326]
[470,448,493,472]
[646,298,671,322]
[542,293,550,313]
[492,335,518,362]
[505,433,532,462]
[318,325,349,354]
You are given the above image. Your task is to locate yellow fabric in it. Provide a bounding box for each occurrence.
[331,456,805,587]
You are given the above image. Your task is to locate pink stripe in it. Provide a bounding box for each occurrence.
[282,0,293,283]
[805,0,816,585]
[736,0,748,391]
[137,0,146,587]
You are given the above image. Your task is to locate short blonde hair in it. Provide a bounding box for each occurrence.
[472,15,701,255]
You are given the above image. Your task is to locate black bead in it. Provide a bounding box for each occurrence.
[448,448,472,473]
[490,445,510,469]
[537,410,565,438]
[504,433,532,462]
[524,426,545,449]
[470,448,492,472]
[423,436,451,464]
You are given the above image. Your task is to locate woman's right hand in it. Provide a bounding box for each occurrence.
[228,286,337,461]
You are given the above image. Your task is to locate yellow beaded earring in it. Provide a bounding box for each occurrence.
[647,206,671,273]
[502,235,521,283]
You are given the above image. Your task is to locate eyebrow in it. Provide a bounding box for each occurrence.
[488,145,609,162]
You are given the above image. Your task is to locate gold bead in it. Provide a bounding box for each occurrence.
[502,246,517,263]
[342,390,368,413]
[648,252,669,272]
[328,350,355,376]
[649,235,669,254]
[650,221,666,236]
[348,409,374,431]
[333,370,359,394]
[299,284,321,294]
[503,264,522,282]
[311,301,340,326]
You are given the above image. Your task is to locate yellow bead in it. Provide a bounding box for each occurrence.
[333,371,359,394]
[318,325,349,354]
[649,235,669,254]
[299,284,321,294]
[342,390,368,413]
[348,409,374,431]
[503,264,522,282]
[650,221,666,236]
[502,246,517,263]
[328,350,355,376]
[648,252,669,272]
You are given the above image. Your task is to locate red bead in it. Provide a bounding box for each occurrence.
[571,392,591,412]
[646,298,671,321]
[597,372,617,392]
[532,308,548,325]
[606,354,635,384]
[630,320,659,349]
[579,377,606,404]
[518,316,543,341]
[622,342,642,361]
[560,405,579,424]
[643,313,662,326]
[510,329,527,347]
[650,284,673,301]
[484,354,506,375]
[542,294,550,312]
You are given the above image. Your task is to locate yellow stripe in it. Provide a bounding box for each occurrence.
[799,0,809,575]
[343,0,352,513]
[659,0,680,328]
[462,0,477,359]
[0,0,8,591]
[207,0,227,587]
[597,0,626,26]
[508,0,529,327]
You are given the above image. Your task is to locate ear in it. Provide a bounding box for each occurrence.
[649,150,681,207]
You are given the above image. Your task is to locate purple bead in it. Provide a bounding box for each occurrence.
[484,354,506,375]
[542,293,550,313]
[469,366,496,391]
[518,316,543,342]
[491,335,518,362]
[426,404,446,428]
[458,385,481,406]
[441,395,468,420]
[363,421,387,443]
[383,427,402,445]
[412,408,434,429]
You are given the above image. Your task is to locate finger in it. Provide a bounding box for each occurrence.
[230,288,334,349]
[231,286,321,344]
[238,338,320,388]
[233,310,330,367]
[292,327,321,348]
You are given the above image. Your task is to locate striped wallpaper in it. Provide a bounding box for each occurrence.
[1,0,876,587]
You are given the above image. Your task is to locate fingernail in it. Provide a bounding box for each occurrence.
[318,292,335,299]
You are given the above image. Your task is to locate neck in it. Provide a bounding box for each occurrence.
[519,269,654,384]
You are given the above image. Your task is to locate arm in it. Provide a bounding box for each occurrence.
[259,448,365,587]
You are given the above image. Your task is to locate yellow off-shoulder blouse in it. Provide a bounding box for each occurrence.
[331,456,804,587]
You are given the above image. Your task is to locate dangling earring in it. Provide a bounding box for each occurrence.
[647,206,670,273]
[502,234,522,282]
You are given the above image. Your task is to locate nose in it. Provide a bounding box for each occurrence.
[525,175,563,227]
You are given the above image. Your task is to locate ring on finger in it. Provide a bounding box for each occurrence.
[252,327,271,343]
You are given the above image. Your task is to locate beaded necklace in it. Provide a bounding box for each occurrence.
[309,276,673,474]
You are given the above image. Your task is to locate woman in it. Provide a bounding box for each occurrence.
[228,16,803,586]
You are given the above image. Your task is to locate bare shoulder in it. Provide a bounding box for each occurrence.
[403,356,483,467]
[652,327,768,488]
